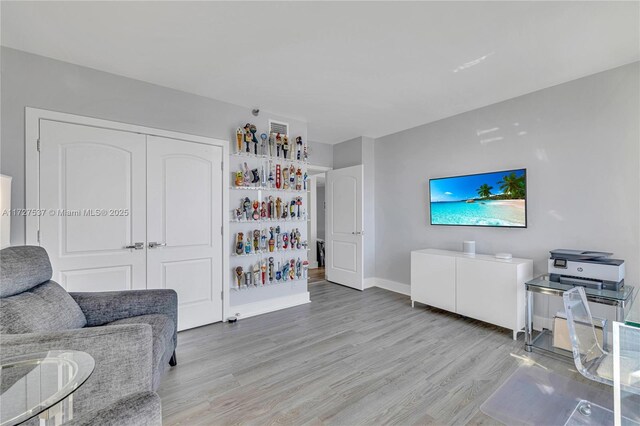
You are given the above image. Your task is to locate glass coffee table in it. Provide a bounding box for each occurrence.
[0,350,94,426]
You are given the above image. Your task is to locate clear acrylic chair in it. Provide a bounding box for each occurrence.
[563,286,640,393]
[563,286,612,386]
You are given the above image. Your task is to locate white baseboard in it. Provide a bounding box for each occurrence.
[364,277,411,296]
[231,292,310,320]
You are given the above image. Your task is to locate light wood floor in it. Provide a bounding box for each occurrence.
[308,267,325,284]
[158,281,604,425]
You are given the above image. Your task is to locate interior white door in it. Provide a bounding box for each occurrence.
[325,165,363,290]
[39,120,147,291]
[146,136,223,330]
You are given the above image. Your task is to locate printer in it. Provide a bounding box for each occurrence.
[548,249,625,291]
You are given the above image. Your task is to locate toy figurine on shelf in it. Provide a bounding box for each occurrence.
[282,261,289,282]
[282,167,289,190]
[268,162,274,188]
[260,202,267,219]
[242,197,251,221]
[235,233,244,255]
[252,201,260,221]
[253,230,260,252]
[275,133,283,157]
[236,128,244,152]
[235,266,243,289]
[268,196,274,219]
[290,200,296,218]
[296,136,303,160]
[289,165,295,189]
[275,164,281,189]
[245,271,252,287]
[296,258,302,279]
[295,168,302,190]
[282,136,289,159]
[269,133,276,157]
[283,233,289,250]
[275,226,281,250]
[302,260,309,279]
[243,163,251,186]
[268,227,275,252]
[261,261,267,286]
[235,171,244,187]
[289,259,296,280]
[251,168,260,184]
[260,229,267,251]
[276,262,282,282]
[295,228,302,248]
[250,124,259,155]
[303,144,308,162]
[234,208,243,222]
[260,164,267,187]
[296,197,303,218]
[260,133,268,156]
[275,198,282,219]
[253,263,260,287]
[268,257,275,282]
[243,123,252,152]
[245,234,252,254]
[303,172,308,190]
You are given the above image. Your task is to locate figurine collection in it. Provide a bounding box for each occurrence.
[233,196,305,222]
[234,160,307,191]
[236,124,308,162]
[234,257,309,289]
[235,227,306,256]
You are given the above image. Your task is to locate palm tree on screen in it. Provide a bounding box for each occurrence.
[477,184,493,199]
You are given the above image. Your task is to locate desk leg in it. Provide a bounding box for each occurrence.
[525,289,533,352]
[616,305,624,322]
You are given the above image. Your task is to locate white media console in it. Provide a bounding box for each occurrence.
[410,249,533,340]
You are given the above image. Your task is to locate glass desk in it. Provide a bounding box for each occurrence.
[613,322,640,425]
[0,350,94,426]
[524,275,636,355]
[625,291,640,328]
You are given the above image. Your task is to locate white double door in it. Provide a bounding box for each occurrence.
[39,120,223,330]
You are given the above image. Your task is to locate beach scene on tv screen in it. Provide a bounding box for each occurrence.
[430,169,526,227]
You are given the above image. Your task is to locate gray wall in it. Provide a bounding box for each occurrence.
[308,140,333,168]
[1,47,307,245]
[375,62,640,289]
[333,137,363,169]
[316,185,326,240]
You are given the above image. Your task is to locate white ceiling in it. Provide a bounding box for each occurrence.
[2,1,638,144]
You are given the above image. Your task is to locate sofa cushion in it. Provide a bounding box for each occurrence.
[0,281,87,334]
[107,314,174,389]
[0,246,53,297]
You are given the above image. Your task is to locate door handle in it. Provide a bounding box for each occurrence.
[351,231,364,235]
[124,242,144,250]
[148,242,167,249]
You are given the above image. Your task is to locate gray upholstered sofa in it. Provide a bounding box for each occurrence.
[0,246,178,425]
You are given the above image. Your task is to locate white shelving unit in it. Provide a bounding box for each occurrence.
[228,146,311,318]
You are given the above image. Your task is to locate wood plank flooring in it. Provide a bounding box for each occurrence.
[308,267,325,284]
[158,281,606,425]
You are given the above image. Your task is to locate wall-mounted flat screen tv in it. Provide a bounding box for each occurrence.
[429,169,527,228]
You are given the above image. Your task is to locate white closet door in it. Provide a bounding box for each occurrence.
[326,165,364,290]
[39,120,147,291]
[146,136,223,330]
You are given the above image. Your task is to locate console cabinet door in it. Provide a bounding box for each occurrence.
[456,258,515,329]
[411,253,456,312]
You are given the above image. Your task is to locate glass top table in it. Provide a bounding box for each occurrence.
[524,275,636,356]
[0,350,95,426]
[625,291,640,328]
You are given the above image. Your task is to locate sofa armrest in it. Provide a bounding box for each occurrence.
[64,391,162,426]
[0,324,154,415]
[69,290,177,344]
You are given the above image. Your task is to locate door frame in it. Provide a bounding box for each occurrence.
[25,107,230,321]
[306,164,332,270]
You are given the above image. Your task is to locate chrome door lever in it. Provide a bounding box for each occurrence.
[124,242,144,250]
[148,242,167,249]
